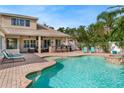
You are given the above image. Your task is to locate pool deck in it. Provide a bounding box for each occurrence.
[0,54,56,88]
[0,51,110,88]
[37,51,110,57]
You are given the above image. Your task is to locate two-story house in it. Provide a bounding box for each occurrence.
[0,13,69,53]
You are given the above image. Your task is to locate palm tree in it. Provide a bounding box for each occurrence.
[87,22,110,52]
[97,11,117,29]
[99,6,124,49]
[111,16,124,43]
[108,5,124,16]
[57,6,124,52]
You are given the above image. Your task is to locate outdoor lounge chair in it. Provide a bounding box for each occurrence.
[1,49,25,63]
[82,47,88,53]
[112,51,117,54]
[90,47,95,53]
[4,49,23,57]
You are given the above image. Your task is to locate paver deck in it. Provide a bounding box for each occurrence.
[36,51,110,58]
[0,51,110,88]
[0,53,55,88]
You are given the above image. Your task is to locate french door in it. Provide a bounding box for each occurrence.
[44,40,50,49]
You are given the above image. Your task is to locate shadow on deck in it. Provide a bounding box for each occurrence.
[0,53,48,70]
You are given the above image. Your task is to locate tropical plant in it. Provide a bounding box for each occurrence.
[97,6,124,49]
[97,11,116,28]
[57,6,124,52]
[108,5,124,16]
[87,22,110,52]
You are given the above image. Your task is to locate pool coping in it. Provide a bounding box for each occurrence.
[26,61,57,88]
[21,61,56,88]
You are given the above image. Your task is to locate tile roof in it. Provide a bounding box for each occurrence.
[1,27,69,37]
[0,12,38,20]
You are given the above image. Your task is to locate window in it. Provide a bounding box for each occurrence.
[24,40,30,48]
[11,18,16,25]
[16,19,20,26]
[24,40,36,48]
[56,39,61,47]
[11,18,30,27]
[7,38,17,49]
[25,20,30,27]
[31,40,36,48]
[20,19,25,26]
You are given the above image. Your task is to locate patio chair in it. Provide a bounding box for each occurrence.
[1,49,25,63]
[82,47,88,53]
[90,47,95,53]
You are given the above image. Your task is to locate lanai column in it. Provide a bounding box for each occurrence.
[65,37,69,45]
[38,36,41,53]
[0,31,5,50]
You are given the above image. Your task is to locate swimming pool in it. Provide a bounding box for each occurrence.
[27,56,124,88]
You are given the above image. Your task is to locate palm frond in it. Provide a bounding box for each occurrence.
[107,5,124,9]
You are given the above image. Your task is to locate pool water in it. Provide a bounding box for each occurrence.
[27,56,124,88]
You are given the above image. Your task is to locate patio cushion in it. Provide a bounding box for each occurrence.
[2,49,24,59]
[90,47,95,53]
[6,53,24,59]
[82,47,87,53]
[4,49,23,56]
[112,51,117,54]
[0,52,4,58]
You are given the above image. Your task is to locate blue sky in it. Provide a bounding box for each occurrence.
[0,5,112,29]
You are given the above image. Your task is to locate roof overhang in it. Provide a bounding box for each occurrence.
[0,31,5,37]
[1,27,69,38]
[0,30,5,37]
[0,12,38,20]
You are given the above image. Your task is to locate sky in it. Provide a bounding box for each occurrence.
[0,5,112,29]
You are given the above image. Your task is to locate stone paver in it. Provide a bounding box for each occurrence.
[0,51,110,88]
[0,53,55,88]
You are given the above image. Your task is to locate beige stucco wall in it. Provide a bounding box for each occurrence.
[1,15,37,30]
[0,15,2,27]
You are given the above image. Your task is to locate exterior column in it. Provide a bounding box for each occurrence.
[65,37,68,45]
[0,36,2,50]
[0,31,5,50]
[19,36,23,53]
[38,36,41,53]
